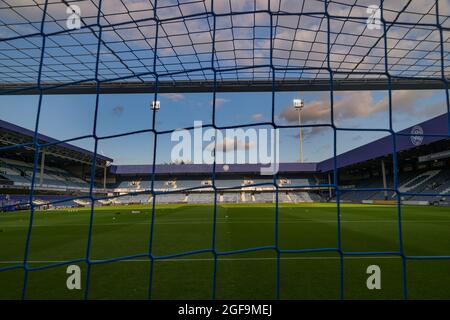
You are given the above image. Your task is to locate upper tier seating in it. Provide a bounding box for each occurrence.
[0,158,89,189]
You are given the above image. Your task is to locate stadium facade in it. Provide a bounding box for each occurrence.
[1,113,449,210]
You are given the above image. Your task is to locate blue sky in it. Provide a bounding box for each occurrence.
[0,89,447,165]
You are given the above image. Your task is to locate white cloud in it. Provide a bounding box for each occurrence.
[279,90,438,125]
[161,93,185,102]
[211,98,229,107]
[252,113,264,121]
[213,137,256,153]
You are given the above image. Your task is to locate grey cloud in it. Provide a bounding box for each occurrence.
[112,105,124,117]
[210,137,256,153]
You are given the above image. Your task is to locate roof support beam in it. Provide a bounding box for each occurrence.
[0,79,447,95]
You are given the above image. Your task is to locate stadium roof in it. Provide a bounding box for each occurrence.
[0,1,449,94]
[0,119,113,164]
[318,113,449,171]
[111,162,318,175]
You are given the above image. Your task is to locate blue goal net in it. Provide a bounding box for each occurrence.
[0,0,449,300]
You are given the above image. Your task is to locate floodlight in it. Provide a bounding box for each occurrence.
[151,100,160,111]
[293,99,304,109]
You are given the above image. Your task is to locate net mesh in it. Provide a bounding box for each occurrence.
[0,0,449,300]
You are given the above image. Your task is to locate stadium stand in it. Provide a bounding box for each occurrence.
[0,119,113,210]
[220,193,240,203]
[1,114,449,210]
[187,194,215,204]
[0,158,89,189]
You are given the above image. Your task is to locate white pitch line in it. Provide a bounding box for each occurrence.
[1,219,450,228]
[0,256,399,264]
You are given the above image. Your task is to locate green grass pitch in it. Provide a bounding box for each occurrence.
[0,203,449,300]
